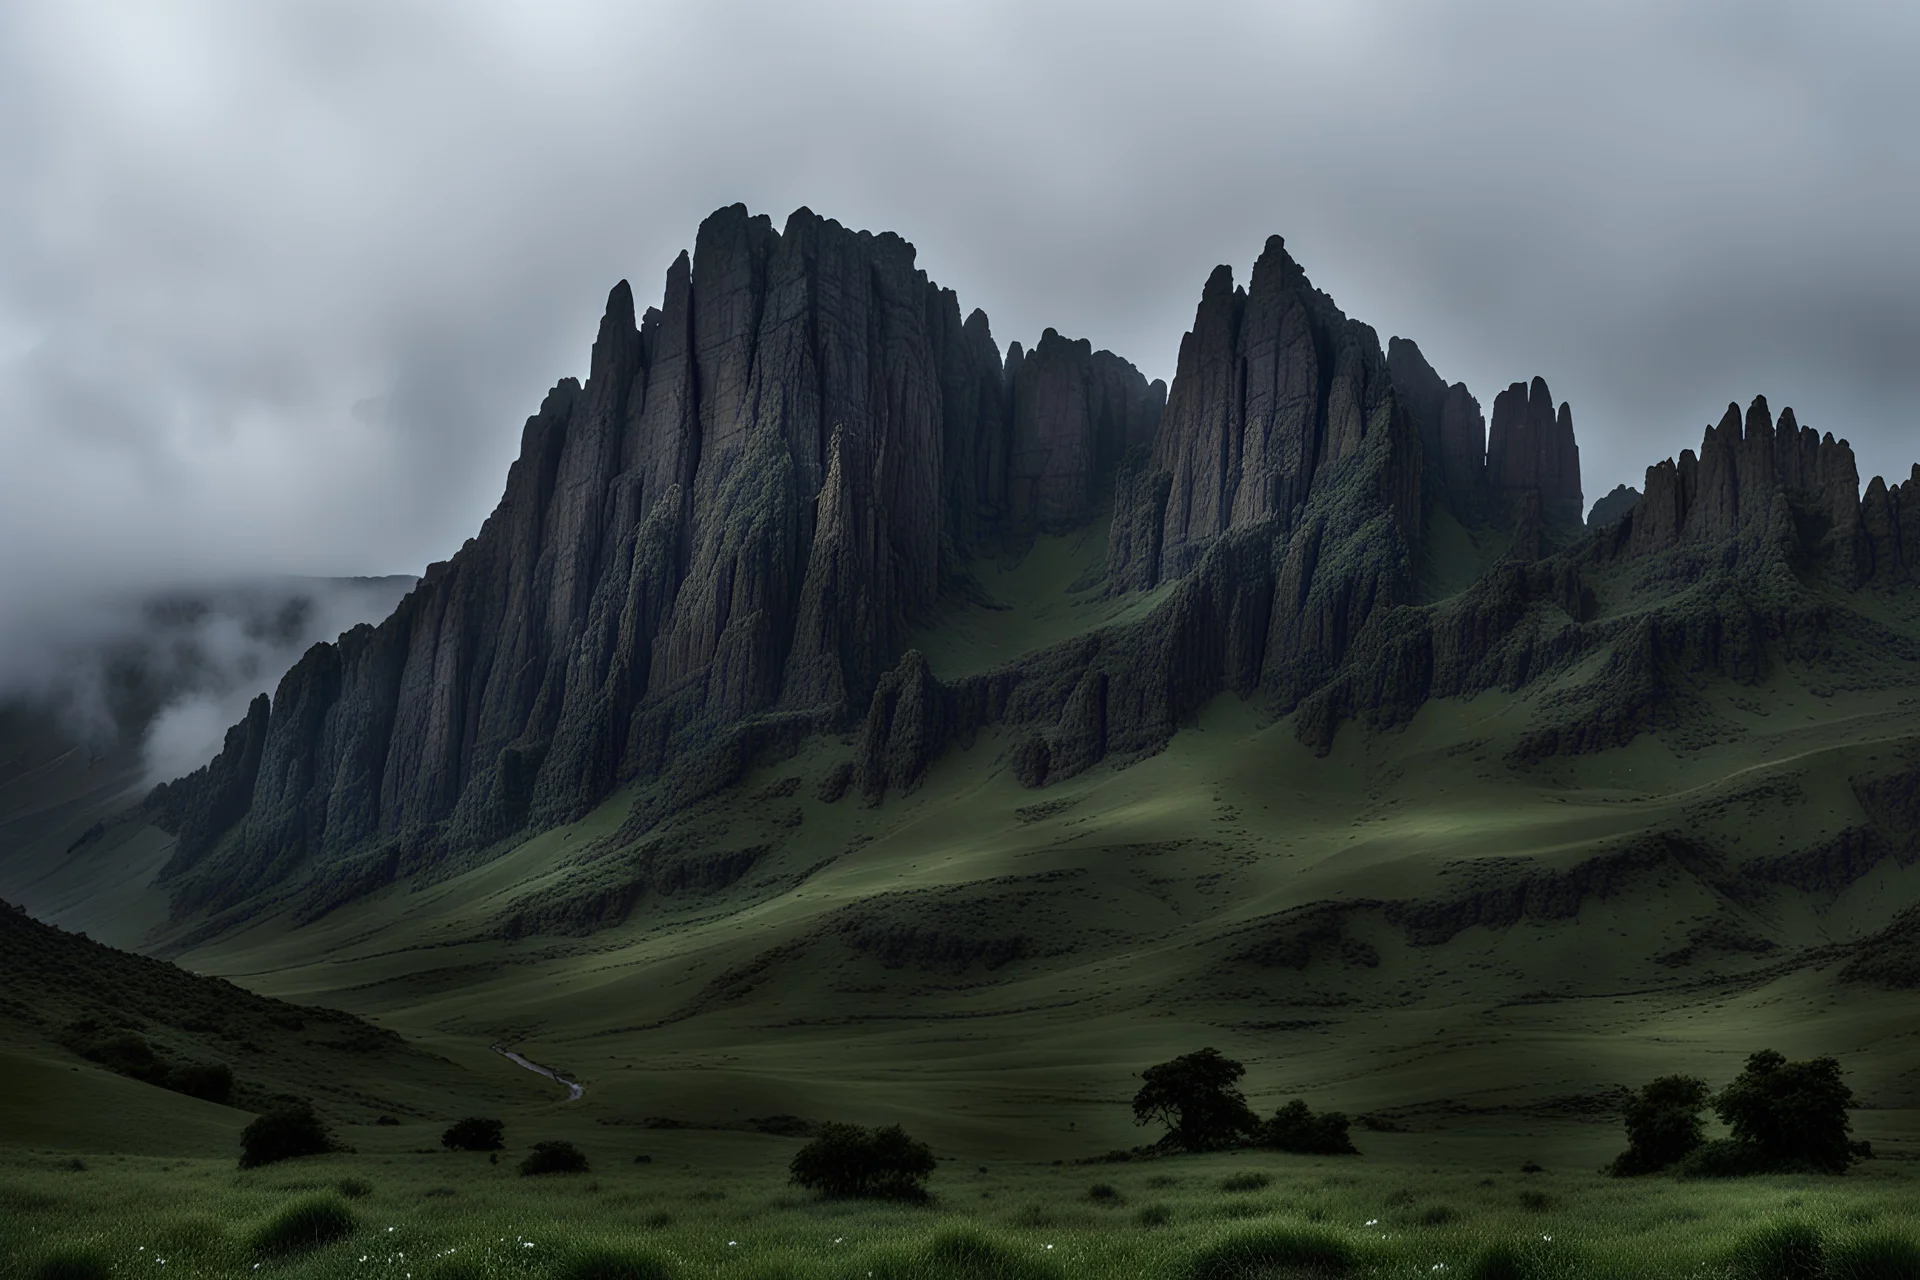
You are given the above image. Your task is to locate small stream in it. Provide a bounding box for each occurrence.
[490,1044,584,1101]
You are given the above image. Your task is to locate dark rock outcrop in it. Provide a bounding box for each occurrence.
[1487,377,1583,529]
[1387,337,1486,503]
[1622,398,1862,579]
[1587,484,1640,528]
[1860,464,1920,586]
[1107,236,1419,592]
[1006,329,1164,533]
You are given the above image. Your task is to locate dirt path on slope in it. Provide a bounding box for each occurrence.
[490,1043,584,1101]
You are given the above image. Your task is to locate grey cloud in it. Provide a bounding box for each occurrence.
[2,0,1918,643]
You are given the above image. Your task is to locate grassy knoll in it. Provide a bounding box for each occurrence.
[3,1140,1918,1279]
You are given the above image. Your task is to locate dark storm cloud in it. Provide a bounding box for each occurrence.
[3,0,1918,636]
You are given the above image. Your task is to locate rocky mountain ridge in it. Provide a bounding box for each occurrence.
[141,204,1920,936]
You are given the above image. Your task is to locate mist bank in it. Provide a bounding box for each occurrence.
[0,575,416,786]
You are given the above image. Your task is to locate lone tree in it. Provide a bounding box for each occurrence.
[1258,1099,1359,1155]
[789,1122,936,1201]
[441,1117,506,1152]
[1714,1050,1864,1174]
[1610,1075,1711,1176]
[1132,1048,1258,1151]
[239,1102,347,1169]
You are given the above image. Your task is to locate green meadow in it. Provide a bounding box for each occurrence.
[6,1137,1920,1280]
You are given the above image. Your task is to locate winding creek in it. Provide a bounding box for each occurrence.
[491,1044,585,1101]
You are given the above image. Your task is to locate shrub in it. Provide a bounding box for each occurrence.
[1087,1182,1123,1204]
[1257,1099,1359,1155]
[1725,1220,1825,1280]
[1137,1204,1173,1228]
[789,1122,935,1201]
[167,1062,234,1104]
[1608,1074,1709,1175]
[1186,1225,1355,1280]
[1220,1171,1270,1192]
[27,1249,112,1280]
[376,1115,401,1126]
[550,1246,678,1280]
[247,1195,357,1257]
[336,1177,372,1199]
[239,1102,347,1169]
[1132,1048,1258,1151]
[441,1117,506,1151]
[1827,1231,1920,1280]
[1715,1049,1862,1174]
[520,1140,590,1175]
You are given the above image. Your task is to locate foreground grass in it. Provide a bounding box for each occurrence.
[3,1147,1917,1279]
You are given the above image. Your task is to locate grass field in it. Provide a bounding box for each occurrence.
[6,1133,1919,1280]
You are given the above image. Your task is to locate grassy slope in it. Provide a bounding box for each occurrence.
[6,521,1920,1171]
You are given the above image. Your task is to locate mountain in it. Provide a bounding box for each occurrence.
[140,205,1165,933]
[7,205,1920,1156]
[129,210,1920,936]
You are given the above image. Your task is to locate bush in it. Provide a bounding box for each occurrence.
[376,1115,401,1126]
[789,1122,935,1201]
[441,1117,506,1151]
[1725,1220,1825,1280]
[1133,1048,1258,1151]
[1186,1225,1355,1280]
[550,1246,678,1280]
[1219,1171,1270,1192]
[167,1062,234,1104]
[336,1177,372,1198]
[1609,1074,1709,1175]
[520,1140,590,1175]
[27,1249,112,1280]
[239,1102,347,1169]
[247,1195,358,1257]
[1715,1049,1861,1174]
[1087,1182,1123,1204]
[1827,1231,1920,1280]
[1257,1099,1359,1155]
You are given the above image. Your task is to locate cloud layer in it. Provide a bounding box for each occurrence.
[3,0,1917,627]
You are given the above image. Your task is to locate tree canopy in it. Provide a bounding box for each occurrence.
[1132,1048,1259,1151]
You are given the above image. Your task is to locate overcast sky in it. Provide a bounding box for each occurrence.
[4,0,1919,617]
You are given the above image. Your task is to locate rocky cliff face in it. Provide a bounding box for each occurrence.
[1485,377,1583,528]
[147,204,1158,920]
[144,209,1918,935]
[1105,236,1429,592]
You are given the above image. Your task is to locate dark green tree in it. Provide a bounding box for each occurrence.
[518,1140,590,1175]
[1132,1048,1258,1151]
[789,1122,936,1200]
[1714,1050,1862,1173]
[238,1102,347,1169]
[441,1117,505,1151]
[1258,1099,1359,1155]
[1609,1075,1711,1176]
